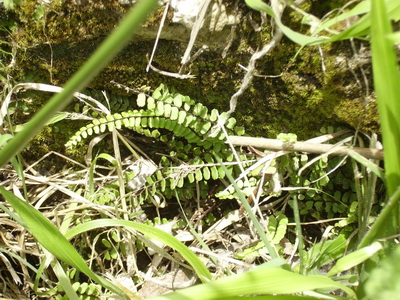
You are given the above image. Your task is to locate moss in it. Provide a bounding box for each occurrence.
[4,0,380,163]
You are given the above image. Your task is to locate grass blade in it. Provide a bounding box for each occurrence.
[347,149,385,180]
[0,187,125,297]
[370,0,400,196]
[245,0,400,46]
[364,0,400,242]
[327,242,383,277]
[214,154,279,259]
[52,260,80,300]
[359,186,400,249]
[65,219,212,283]
[0,0,158,167]
[147,265,356,300]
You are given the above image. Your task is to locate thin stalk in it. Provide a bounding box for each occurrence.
[174,190,219,266]
[292,195,305,274]
[215,154,279,259]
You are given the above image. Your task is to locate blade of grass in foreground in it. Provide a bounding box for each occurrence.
[65,219,212,283]
[361,0,400,244]
[371,0,400,193]
[146,264,356,300]
[194,297,344,300]
[245,0,400,46]
[0,0,158,167]
[327,242,382,277]
[0,187,125,297]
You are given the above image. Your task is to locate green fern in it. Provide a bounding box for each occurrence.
[67,84,244,149]
[67,84,247,200]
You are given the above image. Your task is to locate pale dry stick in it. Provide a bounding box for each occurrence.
[0,83,110,127]
[189,246,253,268]
[138,269,197,290]
[238,64,283,78]
[288,234,299,265]
[146,0,170,73]
[147,62,196,79]
[202,210,242,243]
[115,130,152,161]
[45,203,112,217]
[206,25,284,138]
[23,150,88,175]
[111,130,141,276]
[228,135,384,160]
[18,173,128,216]
[110,80,151,94]
[185,45,209,65]
[219,118,246,175]
[0,229,42,261]
[85,134,109,166]
[0,252,21,285]
[136,232,191,268]
[88,231,108,272]
[259,195,287,212]
[226,28,283,117]
[221,130,353,194]
[17,230,32,287]
[251,161,275,219]
[32,185,57,209]
[22,173,118,186]
[219,151,284,196]
[308,155,347,184]
[297,135,353,177]
[300,129,351,144]
[377,233,400,242]
[168,159,257,170]
[180,0,212,67]
[64,112,94,121]
[225,13,284,117]
[218,115,268,228]
[287,218,346,226]
[111,130,128,220]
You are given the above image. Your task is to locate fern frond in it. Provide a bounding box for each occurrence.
[66,84,249,199]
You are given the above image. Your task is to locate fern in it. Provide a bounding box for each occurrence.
[67,84,247,200]
[67,84,244,149]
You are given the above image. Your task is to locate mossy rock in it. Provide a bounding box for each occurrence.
[4,0,379,160]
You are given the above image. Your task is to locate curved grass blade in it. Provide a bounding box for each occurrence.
[52,260,80,300]
[0,187,126,298]
[214,154,279,259]
[327,242,383,277]
[245,0,400,46]
[147,266,356,300]
[205,297,345,300]
[65,219,212,283]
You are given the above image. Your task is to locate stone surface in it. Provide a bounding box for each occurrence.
[4,0,379,160]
